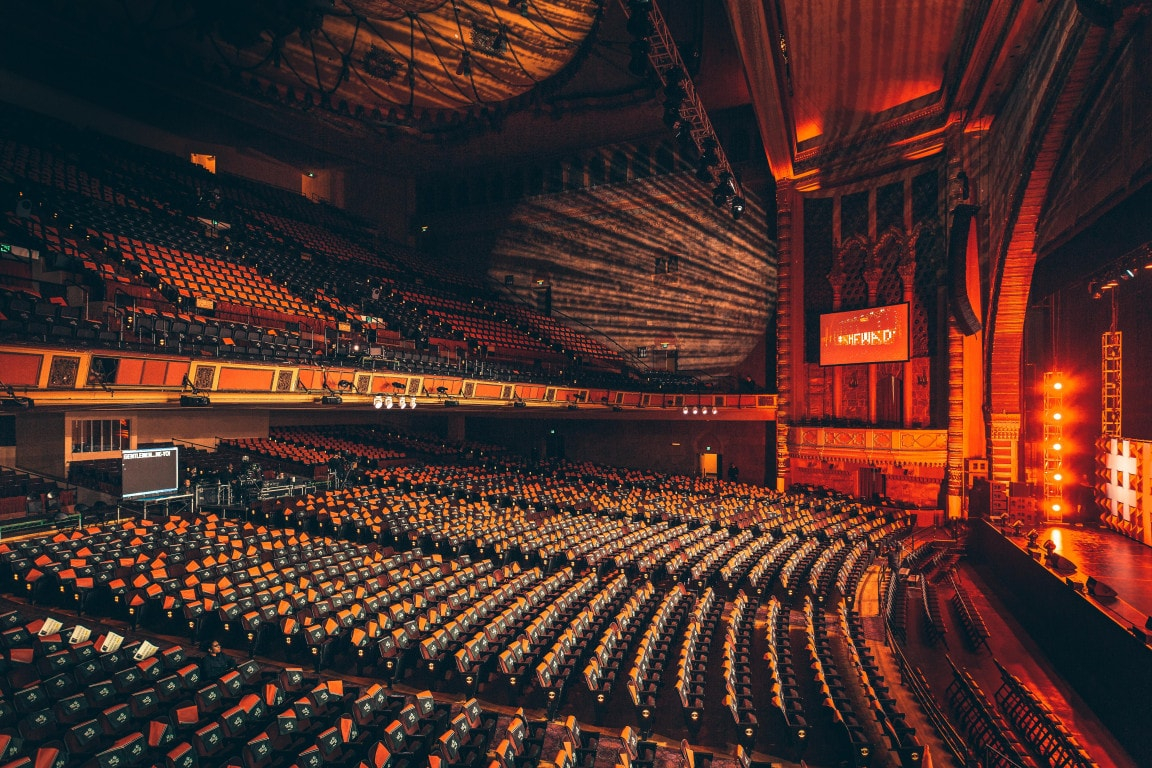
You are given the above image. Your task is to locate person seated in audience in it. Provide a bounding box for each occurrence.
[200,639,235,679]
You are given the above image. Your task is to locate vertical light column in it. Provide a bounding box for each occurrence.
[1042,371,1065,521]
[1101,331,1121,437]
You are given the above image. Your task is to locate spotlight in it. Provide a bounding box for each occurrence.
[1052,381,1063,390]
[731,196,745,220]
[713,173,736,207]
[692,407,699,415]
[682,407,689,415]
[409,397,417,409]
[456,51,472,76]
[384,395,394,409]
[373,395,383,410]
[711,407,717,415]
[398,396,407,409]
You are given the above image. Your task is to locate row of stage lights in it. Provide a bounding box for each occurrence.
[683,405,718,416]
[373,395,417,410]
[1088,243,1152,299]
[624,0,745,220]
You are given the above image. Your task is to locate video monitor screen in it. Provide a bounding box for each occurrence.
[819,303,910,366]
[122,446,180,499]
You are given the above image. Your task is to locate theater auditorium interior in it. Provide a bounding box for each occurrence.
[0,0,1151,767]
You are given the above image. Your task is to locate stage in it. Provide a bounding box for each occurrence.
[1010,521,1152,631]
[969,519,1152,767]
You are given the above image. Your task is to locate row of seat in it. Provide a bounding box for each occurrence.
[945,656,1037,768]
[920,582,948,647]
[720,591,758,748]
[763,598,808,756]
[992,660,1096,768]
[802,596,874,766]
[675,587,720,739]
[835,602,923,768]
[625,584,688,736]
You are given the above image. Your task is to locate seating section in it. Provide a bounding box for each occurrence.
[0,434,1107,768]
[0,105,714,391]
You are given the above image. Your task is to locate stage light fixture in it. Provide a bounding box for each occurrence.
[373,395,383,409]
[1052,381,1063,390]
[682,407,689,415]
[712,172,736,203]
[456,51,472,76]
[692,406,699,415]
[1052,441,1062,452]
[731,196,745,220]
[399,396,407,409]
[711,407,717,415]
[384,395,394,409]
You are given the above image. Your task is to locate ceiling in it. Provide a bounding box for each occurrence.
[0,0,1044,182]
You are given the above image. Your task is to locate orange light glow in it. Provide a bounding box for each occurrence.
[795,120,823,144]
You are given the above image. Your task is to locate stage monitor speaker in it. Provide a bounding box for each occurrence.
[948,204,982,336]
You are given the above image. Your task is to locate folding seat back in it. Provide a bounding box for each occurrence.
[315,726,342,761]
[175,663,202,691]
[437,729,462,765]
[149,718,176,750]
[362,740,392,768]
[295,744,323,768]
[109,731,147,766]
[34,742,69,768]
[194,682,224,713]
[173,703,200,731]
[12,683,49,714]
[381,720,408,755]
[242,730,274,768]
[489,739,515,768]
[236,659,262,685]
[65,718,103,755]
[99,702,133,736]
[192,721,225,758]
[155,674,183,702]
[219,704,249,739]
[279,667,307,692]
[130,687,160,719]
[55,692,92,724]
[165,740,198,768]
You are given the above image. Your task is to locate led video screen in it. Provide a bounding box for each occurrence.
[122,446,180,499]
[819,303,910,366]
